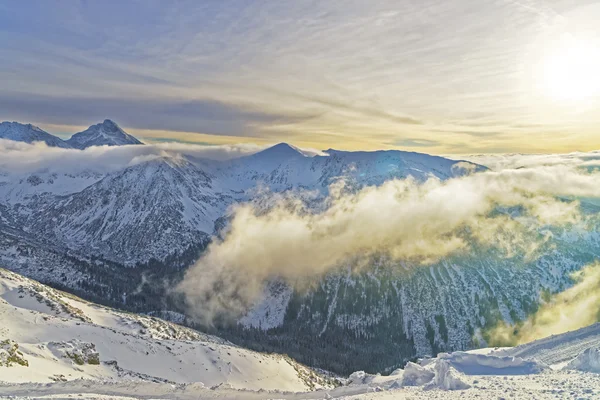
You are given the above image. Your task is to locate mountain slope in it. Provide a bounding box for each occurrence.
[0,268,334,391]
[0,169,104,206]
[66,119,143,149]
[499,321,600,367]
[233,233,600,374]
[0,122,71,148]
[3,273,600,400]
[25,156,229,265]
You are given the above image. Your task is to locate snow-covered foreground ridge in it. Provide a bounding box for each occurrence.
[0,268,336,393]
[3,269,600,399]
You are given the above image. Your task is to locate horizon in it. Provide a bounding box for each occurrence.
[1,1,599,154]
[1,117,598,157]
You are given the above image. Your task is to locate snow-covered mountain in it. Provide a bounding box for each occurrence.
[66,119,143,149]
[0,142,484,266]
[25,156,229,265]
[0,119,143,150]
[0,122,71,148]
[215,143,484,192]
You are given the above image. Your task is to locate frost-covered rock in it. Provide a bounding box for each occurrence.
[395,351,544,391]
[348,371,368,384]
[48,340,100,365]
[347,370,380,385]
[398,358,470,391]
[564,347,600,373]
[0,339,28,367]
[428,359,470,390]
[388,380,402,390]
[400,362,435,386]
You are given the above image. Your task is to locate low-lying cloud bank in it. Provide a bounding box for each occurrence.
[178,163,600,325]
[462,151,600,170]
[489,263,600,346]
[0,139,328,176]
[0,139,264,175]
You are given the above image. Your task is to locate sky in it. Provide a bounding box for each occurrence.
[1,0,599,154]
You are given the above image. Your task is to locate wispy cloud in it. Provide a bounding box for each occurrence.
[489,263,600,346]
[0,139,264,175]
[179,162,600,323]
[0,92,313,138]
[1,1,599,152]
[393,138,440,147]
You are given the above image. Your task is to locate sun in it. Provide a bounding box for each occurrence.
[542,39,600,102]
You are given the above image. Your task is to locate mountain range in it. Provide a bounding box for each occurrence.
[1,119,598,375]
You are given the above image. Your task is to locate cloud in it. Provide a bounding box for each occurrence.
[0,92,313,138]
[488,263,600,346]
[178,164,600,325]
[461,151,600,170]
[434,129,503,138]
[0,139,265,175]
[0,139,331,179]
[394,138,440,147]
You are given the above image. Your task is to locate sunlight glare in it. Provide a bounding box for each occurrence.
[542,38,600,102]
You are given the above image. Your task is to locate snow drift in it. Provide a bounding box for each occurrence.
[564,348,600,373]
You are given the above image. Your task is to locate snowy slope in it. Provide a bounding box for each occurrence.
[4,305,600,399]
[498,322,600,368]
[0,169,104,205]
[66,119,143,149]
[0,268,334,392]
[25,156,230,265]
[0,122,71,148]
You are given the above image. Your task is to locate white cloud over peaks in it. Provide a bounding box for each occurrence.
[462,151,600,170]
[178,164,600,324]
[0,139,265,175]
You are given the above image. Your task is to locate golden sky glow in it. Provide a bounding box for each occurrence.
[1,1,599,154]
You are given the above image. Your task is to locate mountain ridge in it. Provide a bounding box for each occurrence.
[66,119,143,149]
[0,122,71,148]
[0,119,143,149]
